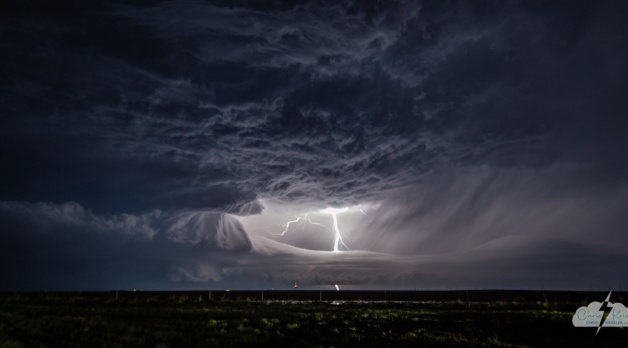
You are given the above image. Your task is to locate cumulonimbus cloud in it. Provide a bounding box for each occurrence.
[0,1,627,290]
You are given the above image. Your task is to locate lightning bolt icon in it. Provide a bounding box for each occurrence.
[597,291,613,335]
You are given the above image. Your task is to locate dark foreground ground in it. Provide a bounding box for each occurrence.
[0,290,625,347]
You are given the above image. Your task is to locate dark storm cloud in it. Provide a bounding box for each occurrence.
[1,0,627,289]
[0,201,253,290]
[3,0,625,213]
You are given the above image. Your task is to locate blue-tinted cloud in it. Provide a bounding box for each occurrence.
[3,0,625,213]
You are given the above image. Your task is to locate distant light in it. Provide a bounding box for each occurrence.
[335,284,340,291]
[294,282,298,288]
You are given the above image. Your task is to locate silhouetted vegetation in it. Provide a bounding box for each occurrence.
[0,291,624,347]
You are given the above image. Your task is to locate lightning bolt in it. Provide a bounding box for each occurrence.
[268,214,329,237]
[597,291,613,335]
[305,215,329,231]
[271,207,360,252]
[329,210,349,252]
[357,208,373,222]
[267,216,302,236]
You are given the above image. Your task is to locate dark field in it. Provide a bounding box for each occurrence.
[0,290,625,347]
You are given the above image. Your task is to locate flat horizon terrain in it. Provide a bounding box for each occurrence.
[1,290,625,347]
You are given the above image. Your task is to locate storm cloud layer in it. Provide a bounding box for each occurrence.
[1,0,627,290]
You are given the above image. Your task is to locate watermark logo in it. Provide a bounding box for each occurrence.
[572,291,628,335]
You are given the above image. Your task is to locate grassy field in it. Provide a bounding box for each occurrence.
[0,291,625,347]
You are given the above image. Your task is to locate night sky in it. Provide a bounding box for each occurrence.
[1,0,627,291]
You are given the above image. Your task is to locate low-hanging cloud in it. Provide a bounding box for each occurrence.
[164,210,252,251]
[0,201,251,290]
[2,200,626,291]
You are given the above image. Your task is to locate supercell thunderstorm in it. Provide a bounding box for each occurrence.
[0,0,627,290]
